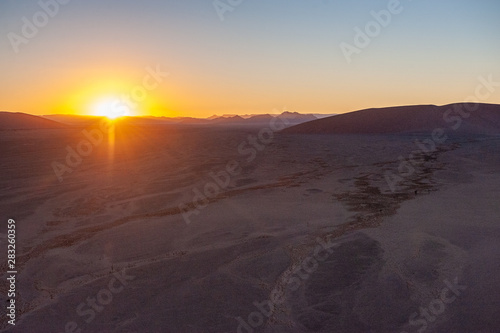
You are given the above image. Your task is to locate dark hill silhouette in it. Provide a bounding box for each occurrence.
[282,103,500,135]
[0,112,67,130]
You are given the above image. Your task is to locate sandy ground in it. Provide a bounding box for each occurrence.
[0,123,499,332]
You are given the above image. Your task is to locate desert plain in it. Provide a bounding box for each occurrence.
[0,105,500,332]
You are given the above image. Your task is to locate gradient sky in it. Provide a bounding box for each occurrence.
[0,0,499,117]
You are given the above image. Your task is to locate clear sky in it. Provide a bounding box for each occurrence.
[0,0,499,117]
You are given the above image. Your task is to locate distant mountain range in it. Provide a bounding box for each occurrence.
[282,103,500,135]
[140,111,319,126]
[2,104,499,135]
[40,111,319,127]
[0,111,322,130]
[207,112,335,120]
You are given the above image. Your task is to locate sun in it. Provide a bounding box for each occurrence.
[92,98,130,119]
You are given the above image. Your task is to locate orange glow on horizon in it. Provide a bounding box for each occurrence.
[47,76,169,117]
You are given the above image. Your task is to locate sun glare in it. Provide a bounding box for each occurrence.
[93,98,130,119]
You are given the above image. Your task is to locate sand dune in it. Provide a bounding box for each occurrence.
[0,112,67,130]
[282,103,500,135]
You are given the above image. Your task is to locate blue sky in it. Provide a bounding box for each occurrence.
[0,0,499,116]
